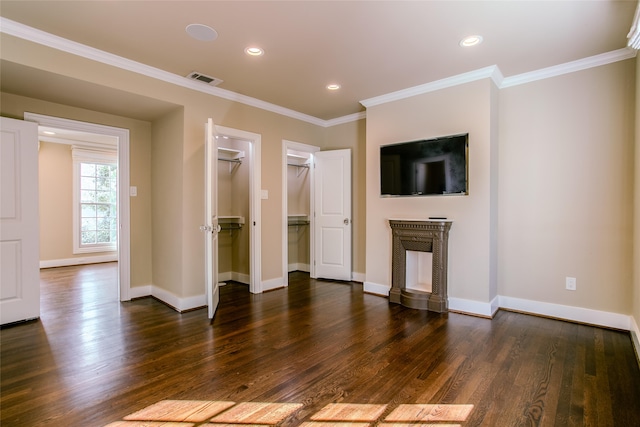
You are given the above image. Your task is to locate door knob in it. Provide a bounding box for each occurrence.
[200,225,212,232]
[344,218,350,225]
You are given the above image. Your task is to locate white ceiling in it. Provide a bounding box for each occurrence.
[0,1,637,122]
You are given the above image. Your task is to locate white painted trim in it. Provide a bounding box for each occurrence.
[24,112,131,302]
[288,263,311,273]
[3,18,636,129]
[360,66,501,108]
[630,315,640,365]
[282,140,320,286]
[214,125,262,294]
[262,277,286,292]
[325,112,367,127]
[129,285,152,299]
[363,281,390,296]
[448,297,498,318]
[499,296,631,331]
[352,272,365,283]
[0,17,325,128]
[40,254,117,269]
[151,286,206,312]
[501,47,637,88]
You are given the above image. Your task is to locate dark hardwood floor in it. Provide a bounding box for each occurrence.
[1,263,639,426]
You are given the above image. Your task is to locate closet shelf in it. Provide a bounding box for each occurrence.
[288,214,310,226]
[219,216,245,231]
[218,147,245,164]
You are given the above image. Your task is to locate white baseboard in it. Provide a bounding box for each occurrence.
[352,272,365,283]
[363,281,390,296]
[151,286,205,312]
[499,296,631,330]
[129,285,152,299]
[449,296,499,318]
[262,276,286,292]
[218,271,250,285]
[40,254,117,268]
[630,315,640,365]
[288,263,310,273]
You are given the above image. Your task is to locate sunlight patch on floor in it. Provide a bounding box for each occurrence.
[104,400,473,426]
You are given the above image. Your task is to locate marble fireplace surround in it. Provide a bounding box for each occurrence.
[388,219,453,313]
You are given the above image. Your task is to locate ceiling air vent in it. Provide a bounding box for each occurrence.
[186,71,223,86]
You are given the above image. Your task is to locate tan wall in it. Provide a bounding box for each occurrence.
[151,108,184,295]
[499,60,635,314]
[365,80,497,304]
[1,92,153,289]
[38,142,75,260]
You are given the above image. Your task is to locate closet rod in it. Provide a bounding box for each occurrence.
[219,158,242,164]
[287,162,309,168]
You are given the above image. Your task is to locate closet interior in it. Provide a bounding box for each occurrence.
[218,138,251,285]
[287,149,312,273]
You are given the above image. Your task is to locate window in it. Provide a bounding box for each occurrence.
[72,147,117,254]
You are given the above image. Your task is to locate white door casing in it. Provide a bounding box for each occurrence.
[22,112,131,301]
[281,140,320,284]
[214,125,262,294]
[1,117,40,325]
[204,118,220,319]
[314,149,352,281]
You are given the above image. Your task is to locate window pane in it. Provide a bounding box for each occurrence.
[81,204,97,217]
[81,177,96,190]
[81,163,95,176]
[82,231,96,244]
[96,230,111,243]
[97,217,111,230]
[96,177,111,191]
[76,160,117,251]
[96,164,111,178]
[81,190,96,203]
[96,204,110,217]
[96,191,111,203]
[82,218,96,232]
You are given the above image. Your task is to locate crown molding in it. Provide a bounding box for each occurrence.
[0,17,327,127]
[2,18,636,128]
[360,66,502,109]
[501,47,637,88]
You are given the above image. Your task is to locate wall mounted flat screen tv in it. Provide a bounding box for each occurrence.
[380,133,468,197]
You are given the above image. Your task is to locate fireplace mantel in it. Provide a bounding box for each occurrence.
[388,219,452,312]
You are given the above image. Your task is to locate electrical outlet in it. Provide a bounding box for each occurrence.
[566,277,576,291]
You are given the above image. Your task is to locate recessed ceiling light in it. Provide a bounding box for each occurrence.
[326,84,341,91]
[185,24,218,41]
[459,35,483,47]
[245,47,264,56]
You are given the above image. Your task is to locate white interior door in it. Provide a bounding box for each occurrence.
[1,117,40,325]
[314,149,352,281]
[204,118,220,319]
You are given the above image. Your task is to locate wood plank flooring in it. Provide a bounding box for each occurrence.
[1,263,639,426]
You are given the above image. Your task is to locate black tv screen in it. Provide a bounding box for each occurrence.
[380,133,468,197]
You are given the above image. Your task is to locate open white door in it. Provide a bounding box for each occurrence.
[1,117,40,324]
[314,149,352,281]
[203,118,220,319]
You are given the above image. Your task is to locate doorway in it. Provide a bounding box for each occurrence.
[24,112,131,301]
[282,140,319,286]
[212,125,262,295]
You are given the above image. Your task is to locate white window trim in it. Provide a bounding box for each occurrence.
[72,146,118,254]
